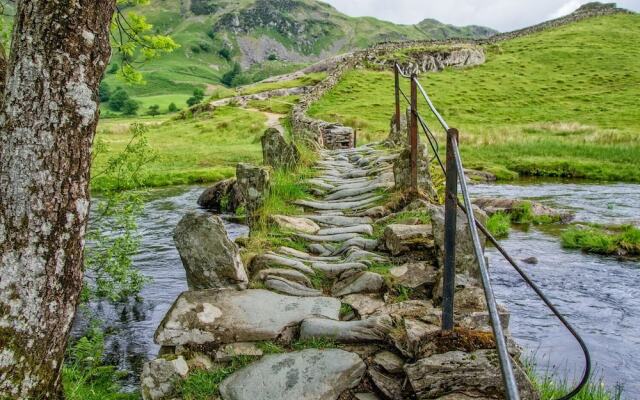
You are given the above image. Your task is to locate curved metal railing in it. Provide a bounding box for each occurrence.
[393,62,591,400]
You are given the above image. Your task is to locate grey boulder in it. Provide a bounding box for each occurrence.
[141,356,189,400]
[219,349,366,400]
[155,289,340,346]
[174,212,248,290]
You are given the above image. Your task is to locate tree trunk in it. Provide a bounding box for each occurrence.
[0,1,116,398]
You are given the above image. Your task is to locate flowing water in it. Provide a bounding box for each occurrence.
[81,186,248,388]
[471,181,640,398]
[84,182,640,397]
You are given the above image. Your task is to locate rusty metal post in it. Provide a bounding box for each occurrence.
[442,128,459,332]
[394,63,401,133]
[409,75,418,193]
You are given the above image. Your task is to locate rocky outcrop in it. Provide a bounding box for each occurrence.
[197,178,243,213]
[393,143,439,200]
[371,45,486,76]
[174,213,248,290]
[261,128,300,170]
[472,197,574,223]
[404,350,538,399]
[218,349,366,400]
[141,356,189,400]
[384,224,436,257]
[154,289,340,346]
[236,163,270,227]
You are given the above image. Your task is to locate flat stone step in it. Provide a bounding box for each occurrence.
[332,238,379,254]
[325,183,392,201]
[305,215,373,227]
[277,246,342,262]
[311,262,367,277]
[253,268,313,287]
[295,196,382,211]
[317,224,373,236]
[155,289,340,346]
[265,276,323,297]
[218,349,366,400]
[297,232,361,243]
[251,253,314,275]
[299,316,393,343]
[332,271,386,297]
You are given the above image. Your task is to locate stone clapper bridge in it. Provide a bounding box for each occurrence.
[141,52,591,400]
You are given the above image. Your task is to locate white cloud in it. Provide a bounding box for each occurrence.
[320,0,640,32]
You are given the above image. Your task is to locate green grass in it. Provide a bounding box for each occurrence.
[309,14,640,182]
[486,212,511,239]
[291,338,337,351]
[178,356,256,400]
[561,225,640,256]
[92,106,267,191]
[247,95,301,114]
[524,358,622,400]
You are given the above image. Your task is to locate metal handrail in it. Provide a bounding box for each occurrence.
[451,134,520,399]
[393,62,591,400]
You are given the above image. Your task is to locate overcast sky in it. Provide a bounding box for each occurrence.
[320,0,640,31]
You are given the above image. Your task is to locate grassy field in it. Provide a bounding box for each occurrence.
[308,14,640,182]
[93,106,268,191]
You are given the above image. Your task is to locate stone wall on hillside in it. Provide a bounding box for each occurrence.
[291,42,485,147]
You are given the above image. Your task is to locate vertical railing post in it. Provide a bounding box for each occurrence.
[394,63,401,133]
[442,128,459,331]
[409,75,418,193]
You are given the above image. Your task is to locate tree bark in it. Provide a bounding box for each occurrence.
[0,1,116,398]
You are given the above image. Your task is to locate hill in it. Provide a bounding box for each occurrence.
[102,0,496,104]
[308,11,640,181]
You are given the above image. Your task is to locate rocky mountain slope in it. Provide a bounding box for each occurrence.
[110,0,497,96]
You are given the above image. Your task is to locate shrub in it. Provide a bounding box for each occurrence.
[267,53,278,61]
[221,63,242,87]
[168,102,178,113]
[108,89,129,112]
[121,99,140,116]
[218,47,232,61]
[487,212,511,239]
[147,104,160,117]
[186,88,206,107]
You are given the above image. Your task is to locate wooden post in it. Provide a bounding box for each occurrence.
[394,63,401,133]
[410,75,418,193]
[442,128,459,331]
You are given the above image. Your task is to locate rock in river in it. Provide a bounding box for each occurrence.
[155,289,340,346]
[174,212,248,290]
[219,349,366,400]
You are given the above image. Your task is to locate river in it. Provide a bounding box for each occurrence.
[82,186,248,388]
[86,182,639,397]
[472,181,640,399]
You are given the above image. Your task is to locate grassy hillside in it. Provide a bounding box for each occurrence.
[309,13,640,181]
[102,0,496,104]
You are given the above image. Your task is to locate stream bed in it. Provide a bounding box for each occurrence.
[472,181,640,398]
[85,182,639,397]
